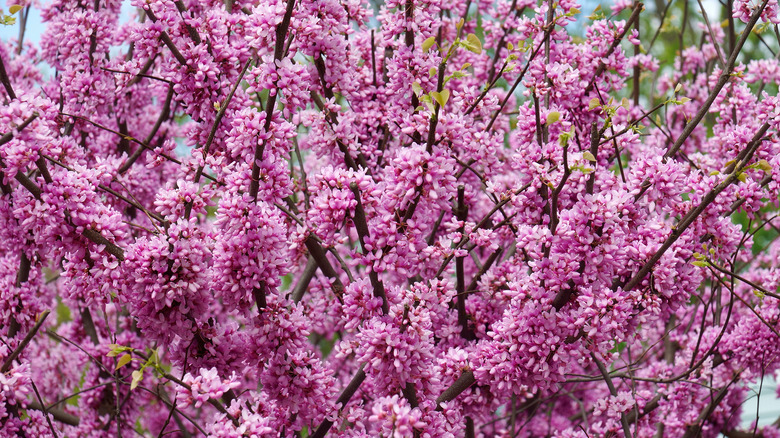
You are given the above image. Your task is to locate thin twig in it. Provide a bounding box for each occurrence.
[2,310,51,373]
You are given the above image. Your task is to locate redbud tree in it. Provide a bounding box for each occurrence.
[1,0,780,436]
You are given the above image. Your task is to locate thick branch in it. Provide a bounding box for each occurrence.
[291,256,317,302]
[192,58,253,186]
[349,182,388,313]
[455,186,475,339]
[303,235,345,297]
[664,0,769,159]
[248,0,296,202]
[2,310,50,373]
[0,113,38,147]
[583,3,643,95]
[118,85,174,174]
[680,374,740,438]
[27,400,80,426]
[591,353,632,438]
[0,53,17,100]
[623,123,770,293]
[82,229,125,261]
[436,370,476,409]
[311,365,367,438]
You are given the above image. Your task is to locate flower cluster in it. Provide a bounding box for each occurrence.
[175,367,240,409]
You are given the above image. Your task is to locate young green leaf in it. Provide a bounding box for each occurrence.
[9,5,23,14]
[582,151,597,162]
[412,82,422,97]
[421,94,435,113]
[116,353,132,370]
[465,34,483,54]
[107,344,130,357]
[546,111,560,125]
[430,89,450,107]
[422,36,437,53]
[131,369,144,390]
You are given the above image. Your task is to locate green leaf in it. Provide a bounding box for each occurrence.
[445,71,469,84]
[430,89,449,107]
[608,341,626,354]
[582,151,597,162]
[546,111,560,125]
[464,33,483,54]
[559,126,575,147]
[429,67,437,77]
[753,21,770,34]
[412,82,422,97]
[421,94,435,113]
[588,4,604,20]
[116,353,132,370]
[692,260,710,268]
[737,172,747,183]
[756,159,772,172]
[588,98,600,110]
[107,344,130,357]
[9,5,23,14]
[506,42,514,51]
[422,36,436,53]
[131,369,143,390]
[460,62,471,70]
[150,348,160,367]
[572,165,594,174]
